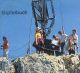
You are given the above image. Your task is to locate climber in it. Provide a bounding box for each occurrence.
[68,29,78,55]
[1,36,9,58]
[35,27,44,54]
[58,31,68,55]
[51,35,61,55]
[51,35,60,48]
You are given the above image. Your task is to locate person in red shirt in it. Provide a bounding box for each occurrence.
[1,36,9,58]
[51,35,61,50]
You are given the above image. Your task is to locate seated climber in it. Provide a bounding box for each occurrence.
[51,35,60,49]
[35,27,44,54]
[51,35,61,55]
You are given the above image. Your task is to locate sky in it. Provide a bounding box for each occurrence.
[0,0,80,59]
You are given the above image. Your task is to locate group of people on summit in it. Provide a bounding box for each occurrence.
[0,27,78,58]
[35,27,78,55]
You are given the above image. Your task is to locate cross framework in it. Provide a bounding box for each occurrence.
[32,0,55,37]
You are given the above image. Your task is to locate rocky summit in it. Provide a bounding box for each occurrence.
[0,57,15,73]
[0,53,80,73]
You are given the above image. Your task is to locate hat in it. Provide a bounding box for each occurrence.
[36,27,41,30]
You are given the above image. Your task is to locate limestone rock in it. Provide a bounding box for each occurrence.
[13,53,80,73]
[0,53,80,73]
[0,57,15,73]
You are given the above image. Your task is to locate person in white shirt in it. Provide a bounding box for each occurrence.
[68,29,78,54]
[51,35,60,50]
[51,35,61,55]
[58,31,68,54]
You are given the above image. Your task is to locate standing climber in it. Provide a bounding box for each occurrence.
[1,36,9,58]
[35,27,44,53]
[58,31,68,54]
[68,29,78,54]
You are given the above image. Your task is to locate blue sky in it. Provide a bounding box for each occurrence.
[0,0,80,59]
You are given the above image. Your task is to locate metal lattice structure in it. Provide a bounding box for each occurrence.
[32,0,55,37]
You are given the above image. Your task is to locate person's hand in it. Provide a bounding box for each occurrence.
[1,45,3,47]
[36,43,38,45]
[0,45,3,49]
[1,45,3,48]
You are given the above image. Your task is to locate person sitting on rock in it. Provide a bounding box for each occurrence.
[51,35,61,55]
[51,35,60,48]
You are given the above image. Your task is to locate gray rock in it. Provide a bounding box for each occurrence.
[0,57,15,73]
[13,53,80,73]
[0,53,80,73]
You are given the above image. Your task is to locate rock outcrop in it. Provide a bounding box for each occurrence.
[0,53,80,73]
[13,53,80,73]
[0,57,15,73]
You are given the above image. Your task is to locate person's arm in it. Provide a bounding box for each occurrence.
[64,34,68,42]
[68,36,73,50]
[76,35,78,48]
[1,45,3,47]
[0,42,4,49]
[41,34,44,44]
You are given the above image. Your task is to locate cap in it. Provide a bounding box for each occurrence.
[36,27,41,31]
